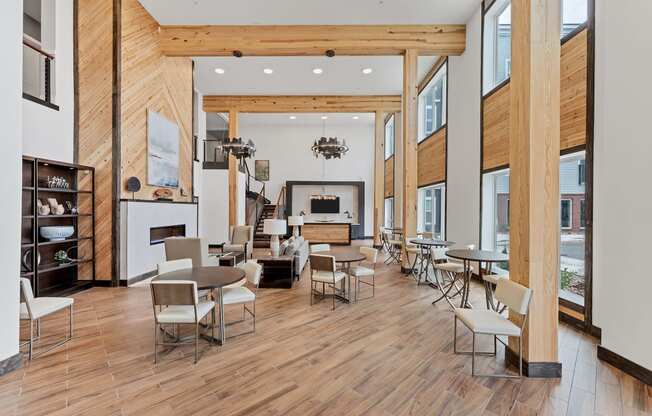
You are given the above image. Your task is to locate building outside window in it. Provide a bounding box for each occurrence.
[384,197,394,228]
[494,4,511,86]
[418,63,447,142]
[417,184,445,239]
[384,114,395,160]
[481,169,510,273]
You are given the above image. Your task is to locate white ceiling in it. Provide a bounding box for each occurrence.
[239,113,375,127]
[139,0,479,25]
[194,56,438,96]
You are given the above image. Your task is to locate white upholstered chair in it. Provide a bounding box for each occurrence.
[453,279,533,378]
[222,260,263,337]
[150,279,215,364]
[309,254,346,310]
[349,247,378,301]
[19,278,74,360]
[224,225,254,259]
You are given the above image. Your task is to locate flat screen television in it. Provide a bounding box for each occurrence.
[311,197,340,214]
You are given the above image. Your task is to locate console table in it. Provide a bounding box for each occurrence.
[301,222,352,245]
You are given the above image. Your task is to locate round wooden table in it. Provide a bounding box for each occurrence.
[445,250,509,309]
[408,239,455,285]
[320,250,366,303]
[154,266,245,345]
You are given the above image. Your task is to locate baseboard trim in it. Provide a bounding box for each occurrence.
[597,345,652,386]
[92,280,113,287]
[505,347,562,378]
[0,353,22,377]
[120,270,157,287]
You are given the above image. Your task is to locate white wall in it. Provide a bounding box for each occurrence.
[200,169,230,244]
[593,0,652,370]
[0,0,23,363]
[22,0,74,162]
[240,122,375,236]
[446,6,482,248]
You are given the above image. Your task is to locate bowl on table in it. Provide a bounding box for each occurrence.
[40,226,74,241]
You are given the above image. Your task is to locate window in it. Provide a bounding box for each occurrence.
[562,0,588,37]
[23,0,57,105]
[482,0,512,94]
[560,199,572,229]
[580,199,586,229]
[481,169,510,273]
[384,198,394,228]
[384,115,395,160]
[418,63,447,141]
[418,184,445,239]
[578,159,586,185]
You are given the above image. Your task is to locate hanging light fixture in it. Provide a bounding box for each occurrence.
[311,116,349,159]
[221,137,256,160]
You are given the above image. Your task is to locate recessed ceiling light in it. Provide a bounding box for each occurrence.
[362,67,373,75]
[263,68,274,74]
[321,116,328,120]
[353,116,359,120]
[214,68,225,74]
[313,68,323,75]
[289,116,296,120]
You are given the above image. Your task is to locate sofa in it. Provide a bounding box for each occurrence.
[278,235,310,277]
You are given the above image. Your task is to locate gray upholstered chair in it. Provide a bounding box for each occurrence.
[224,225,254,259]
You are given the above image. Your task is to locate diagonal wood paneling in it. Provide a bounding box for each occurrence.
[417,127,446,187]
[120,0,193,202]
[76,0,114,281]
[483,83,511,171]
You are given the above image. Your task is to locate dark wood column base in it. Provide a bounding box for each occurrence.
[597,345,652,386]
[505,347,562,378]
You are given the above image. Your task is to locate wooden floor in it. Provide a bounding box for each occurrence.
[2,246,650,416]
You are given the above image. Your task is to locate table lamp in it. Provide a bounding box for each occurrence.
[287,215,304,238]
[263,219,287,257]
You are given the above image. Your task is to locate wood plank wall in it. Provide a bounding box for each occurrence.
[120,0,193,201]
[417,127,446,187]
[76,0,114,281]
[384,156,394,198]
[482,28,588,170]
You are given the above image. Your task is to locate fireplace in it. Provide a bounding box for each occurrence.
[150,224,186,245]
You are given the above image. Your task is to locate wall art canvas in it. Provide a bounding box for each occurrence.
[147,109,180,188]
[255,160,270,181]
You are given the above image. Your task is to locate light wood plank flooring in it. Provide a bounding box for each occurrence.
[1,246,650,416]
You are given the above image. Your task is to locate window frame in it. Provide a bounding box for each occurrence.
[384,197,394,228]
[384,114,395,160]
[493,2,512,86]
[418,62,447,143]
[560,198,573,230]
[417,183,446,239]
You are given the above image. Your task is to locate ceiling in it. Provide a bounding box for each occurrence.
[194,56,438,96]
[139,0,479,25]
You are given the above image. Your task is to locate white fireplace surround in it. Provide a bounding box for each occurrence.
[120,200,198,282]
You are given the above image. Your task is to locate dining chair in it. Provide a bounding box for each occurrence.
[384,230,403,264]
[310,244,331,253]
[401,234,422,281]
[222,261,262,338]
[453,279,532,378]
[482,273,509,311]
[19,278,74,360]
[309,254,346,310]
[158,258,213,301]
[150,280,216,364]
[349,247,378,301]
[431,247,465,306]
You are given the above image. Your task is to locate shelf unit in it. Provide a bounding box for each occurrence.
[21,156,96,297]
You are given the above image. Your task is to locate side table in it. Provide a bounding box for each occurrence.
[257,255,295,289]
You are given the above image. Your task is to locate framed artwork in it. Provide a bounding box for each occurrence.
[255,160,270,181]
[147,110,180,188]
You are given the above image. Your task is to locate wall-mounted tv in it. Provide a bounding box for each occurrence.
[311,196,340,213]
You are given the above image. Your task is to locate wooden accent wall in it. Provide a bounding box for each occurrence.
[76,0,114,281]
[203,95,401,114]
[120,0,193,201]
[384,156,394,198]
[482,28,588,171]
[417,127,446,187]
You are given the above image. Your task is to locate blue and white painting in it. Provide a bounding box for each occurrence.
[147,110,179,188]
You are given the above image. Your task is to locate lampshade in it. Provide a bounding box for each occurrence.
[263,219,287,235]
[287,216,304,226]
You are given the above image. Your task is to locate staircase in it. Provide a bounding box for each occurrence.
[253,204,278,247]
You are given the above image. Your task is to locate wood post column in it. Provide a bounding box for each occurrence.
[401,49,418,268]
[228,110,239,227]
[373,110,385,247]
[508,0,562,377]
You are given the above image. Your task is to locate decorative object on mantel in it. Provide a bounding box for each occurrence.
[54,250,72,264]
[311,136,349,159]
[343,210,353,219]
[37,199,50,216]
[47,198,65,215]
[40,226,74,241]
[147,109,180,188]
[264,219,287,258]
[221,137,256,160]
[21,248,41,272]
[288,216,304,238]
[153,188,173,200]
[126,176,141,200]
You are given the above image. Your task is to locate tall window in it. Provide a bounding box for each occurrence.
[481,169,510,273]
[494,4,512,86]
[384,115,395,160]
[23,0,56,104]
[417,184,445,240]
[562,0,588,37]
[559,152,586,305]
[384,198,394,228]
[418,63,447,141]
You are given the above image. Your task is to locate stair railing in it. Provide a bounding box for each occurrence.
[243,160,267,226]
[273,186,287,220]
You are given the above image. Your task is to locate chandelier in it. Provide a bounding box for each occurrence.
[311,136,349,159]
[221,137,256,160]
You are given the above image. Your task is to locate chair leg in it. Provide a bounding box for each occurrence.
[519,336,523,377]
[153,322,158,364]
[212,308,216,342]
[453,316,457,354]
[332,283,336,310]
[310,280,314,305]
[253,301,256,333]
[69,304,74,340]
[28,319,33,361]
[471,332,476,376]
[194,323,199,364]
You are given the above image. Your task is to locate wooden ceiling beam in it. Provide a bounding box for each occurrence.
[160,25,466,57]
[202,95,402,113]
